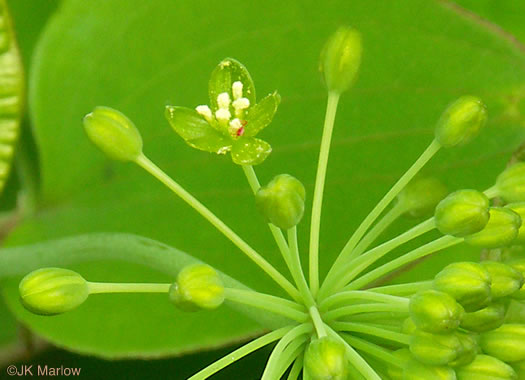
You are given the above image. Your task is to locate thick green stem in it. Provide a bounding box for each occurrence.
[370,281,433,295]
[333,322,411,345]
[320,291,408,312]
[324,303,409,322]
[224,288,307,323]
[261,324,312,380]
[324,140,441,292]
[87,282,170,294]
[309,306,327,338]
[345,235,462,291]
[319,218,435,299]
[341,334,402,368]
[309,91,340,296]
[326,325,381,380]
[135,154,301,302]
[187,326,292,380]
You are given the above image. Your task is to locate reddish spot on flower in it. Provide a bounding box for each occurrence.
[237,126,245,137]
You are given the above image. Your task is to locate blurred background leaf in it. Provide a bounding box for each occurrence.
[1,0,525,376]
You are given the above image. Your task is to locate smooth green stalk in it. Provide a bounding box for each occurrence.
[242,165,314,306]
[324,140,441,292]
[309,306,327,338]
[224,288,307,322]
[309,91,340,296]
[370,281,433,295]
[320,290,409,311]
[320,218,435,298]
[188,326,292,380]
[324,303,409,321]
[288,227,316,307]
[341,334,402,368]
[350,311,409,323]
[333,321,411,345]
[326,325,381,380]
[87,282,170,294]
[261,324,312,380]
[135,154,301,302]
[287,355,304,380]
[273,336,308,379]
[350,202,406,260]
[346,235,462,291]
[484,185,499,199]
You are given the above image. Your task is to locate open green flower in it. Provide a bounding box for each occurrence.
[165,58,280,165]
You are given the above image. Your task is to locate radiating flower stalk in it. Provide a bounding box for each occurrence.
[18,26,525,379]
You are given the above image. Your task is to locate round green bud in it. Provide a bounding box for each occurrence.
[434,96,487,148]
[319,26,362,94]
[481,324,525,363]
[450,332,479,368]
[402,357,457,380]
[409,290,464,333]
[461,302,506,333]
[387,348,411,380]
[505,203,525,244]
[504,300,525,324]
[304,336,349,380]
[169,264,224,312]
[435,190,490,237]
[511,360,525,379]
[482,261,524,299]
[465,208,522,249]
[495,163,525,203]
[456,355,517,380]
[402,317,418,335]
[508,259,525,301]
[397,177,448,219]
[19,268,89,316]
[433,262,491,312]
[83,106,143,162]
[255,174,306,230]
[409,330,463,366]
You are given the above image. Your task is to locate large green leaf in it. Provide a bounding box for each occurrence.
[4,0,525,359]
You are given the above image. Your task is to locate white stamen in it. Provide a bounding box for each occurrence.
[232,81,243,100]
[195,105,213,122]
[229,118,244,137]
[232,98,250,111]
[215,108,231,123]
[217,92,231,109]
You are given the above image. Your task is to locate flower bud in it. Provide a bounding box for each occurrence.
[402,356,457,380]
[396,177,448,219]
[409,290,464,333]
[255,174,306,230]
[409,330,463,366]
[481,324,525,363]
[461,302,506,333]
[386,348,411,380]
[434,96,487,148]
[304,336,349,380]
[435,190,490,237]
[456,355,517,380]
[319,26,362,94]
[465,208,521,249]
[433,262,491,312]
[450,332,479,368]
[169,264,224,312]
[495,163,525,203]
[508,259,525,301]
[19,268,89,316]
[83,106,143,162]
[482,261,524,299]
[505,203,525,244]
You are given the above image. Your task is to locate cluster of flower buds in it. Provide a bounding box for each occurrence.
[396,258,525,379]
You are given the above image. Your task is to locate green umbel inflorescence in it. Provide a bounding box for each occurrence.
[18,25,525,380]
